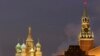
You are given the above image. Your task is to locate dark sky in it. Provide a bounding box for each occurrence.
[0,0,100,56]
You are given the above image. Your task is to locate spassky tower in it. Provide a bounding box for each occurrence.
[78,0,94,53]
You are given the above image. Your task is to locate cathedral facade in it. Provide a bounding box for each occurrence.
[15,27,42,56]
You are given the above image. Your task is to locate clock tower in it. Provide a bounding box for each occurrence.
[78,0,94,53]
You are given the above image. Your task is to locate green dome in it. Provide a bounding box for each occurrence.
[16,43,21,48]
[16,43,22,52]
[36,42,41,48]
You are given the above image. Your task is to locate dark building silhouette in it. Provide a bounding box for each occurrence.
[57,55,64,56]
[64,45,86,56]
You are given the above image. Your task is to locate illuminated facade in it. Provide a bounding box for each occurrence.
[15,27,42,56]
[78,0,94,53]
[78,0,100,56]
[65,0,100,56]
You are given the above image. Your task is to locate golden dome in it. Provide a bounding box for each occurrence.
[36,39,41,48]
[36,42,41,48]
[30,48,35,52]
[16,43,21,48]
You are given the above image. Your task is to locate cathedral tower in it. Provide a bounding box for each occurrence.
[35,39,42,56]
[21,43,26,56]
[15,43,22,56]
[26,26,34,56]
[78,0,94,53]
[30,48,35,56]
[15,26,43,56]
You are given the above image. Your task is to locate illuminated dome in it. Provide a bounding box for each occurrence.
[21,43,26,49]
[30,48,35,52]
[16,43,21,48]
[36,41,41,48]
[88,46,100,56]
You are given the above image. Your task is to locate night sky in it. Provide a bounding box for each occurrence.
[0,0,100,56]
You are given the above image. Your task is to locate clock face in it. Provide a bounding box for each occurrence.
[84,28,88,32]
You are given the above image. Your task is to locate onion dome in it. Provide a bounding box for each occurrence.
[36,41,41,48]
[16,43,21,49]
[30,48,35,52]
[16,43,22,52]
[21,43,26,49]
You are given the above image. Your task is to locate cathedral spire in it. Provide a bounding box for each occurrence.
[26,26,33,41]
[26,26,34,56]
[29,26,31,35]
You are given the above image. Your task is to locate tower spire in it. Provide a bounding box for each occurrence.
[26,26,33,41]
[29,26,31,35]
[38,38,40,43]
[26,26,34,56]
[83,0,88,7]
[82,0,88,17]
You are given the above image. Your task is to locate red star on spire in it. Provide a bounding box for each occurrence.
[83,0,88,7]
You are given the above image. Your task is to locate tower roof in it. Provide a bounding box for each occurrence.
[26,26,33,41]
[79,0,94,40]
